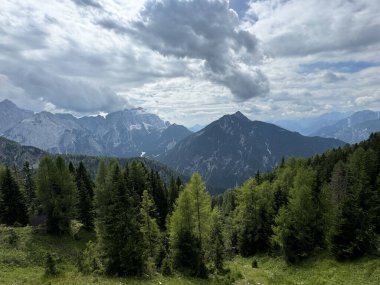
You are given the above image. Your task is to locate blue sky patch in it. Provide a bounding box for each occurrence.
[299,61,378,74]
[229,0,250,17]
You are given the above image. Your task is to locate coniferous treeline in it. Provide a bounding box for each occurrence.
[0,133,379,279]
[217,132,380,263]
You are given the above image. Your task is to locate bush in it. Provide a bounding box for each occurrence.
[2,227,19,246]
[77,241,103,275]
[213,268,243,285]
[251,258,258,268]
[44,253,59,276]
[161,256,173,276]
[70,220,83,240]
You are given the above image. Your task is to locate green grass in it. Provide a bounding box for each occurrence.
[228,255,380,285]
[0,226,379,285]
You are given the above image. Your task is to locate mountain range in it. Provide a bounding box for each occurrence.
[0,136,182,183]
[160,112,345,192]
[275,111,352,135]
[0,99,360,191]
[276,110,380,144]
[0,100,191,157]
[312,110,380,144]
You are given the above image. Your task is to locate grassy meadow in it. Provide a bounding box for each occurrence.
[0,226,379,285]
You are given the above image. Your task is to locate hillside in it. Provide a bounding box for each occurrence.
[160,111,346,191]
[0,137,45,168]
[0,137,183,182]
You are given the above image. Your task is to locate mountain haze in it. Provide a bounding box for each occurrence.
[275,111,352,135]
[313,110,380,143]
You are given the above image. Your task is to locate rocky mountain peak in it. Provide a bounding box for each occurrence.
[0,99,17,108]
[232,111,250,121]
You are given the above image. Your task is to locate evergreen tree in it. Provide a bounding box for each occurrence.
[373,174,380,233]
[330,148,377,259]
[94,160,107,222]
[329,161,348,204]
[0,167,28,226]
[76,162,94,230]
[176,176,183,191]
[235,179,258,256]
[68,161,76,175]
[220,189,236,217]
[235,180,274,256]
[126,161,148,199]
[167,176,179,214]
[255,170,261,184]
[148,170,168,228]
[36,156,77,235]
[168,173,210,277]
[140,190,161,266]
[169,187,200,276]
[273,166,319,263]
[189,173,211,252]
[95,161,144,276]
[208,208,224,273]
[22,161,36,214]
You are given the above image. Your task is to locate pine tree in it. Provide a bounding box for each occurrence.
[22,161,36,214]
[189,173,211,253]
[68,161,76,175]
[208,208,224,273]
[148,170,168,228]
[95,161,144,276]
[235,179,258,256]
[169,187,199,276]
[255,170,261,184]
[140,190,161,267]
[126,161,148,199]
[273,166,319,263]
[0,167,28,226]
[330,148,377,259]
[36,156,77,235]
[373,174,380,233]
[235,180,274,256]
[76,162,94,230]
[168,173,210,277]
[329,161,348,204]
[167,176,178,214]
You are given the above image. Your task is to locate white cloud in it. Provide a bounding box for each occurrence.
[0,0,379,125]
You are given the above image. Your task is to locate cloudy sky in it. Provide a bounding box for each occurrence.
[0,0,379,126]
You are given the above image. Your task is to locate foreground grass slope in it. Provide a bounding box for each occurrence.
[0,227,379,285]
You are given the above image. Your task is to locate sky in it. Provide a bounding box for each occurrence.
[0,0,379,127]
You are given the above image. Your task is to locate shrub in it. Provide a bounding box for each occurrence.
[251,258,258,268]
[77,241,103,275]
[161,256,173,276]
[44,253,59,276]
[3,227,19,246]
[70,220,83,240]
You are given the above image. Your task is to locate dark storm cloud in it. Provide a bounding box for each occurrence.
[124,0,269,100]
